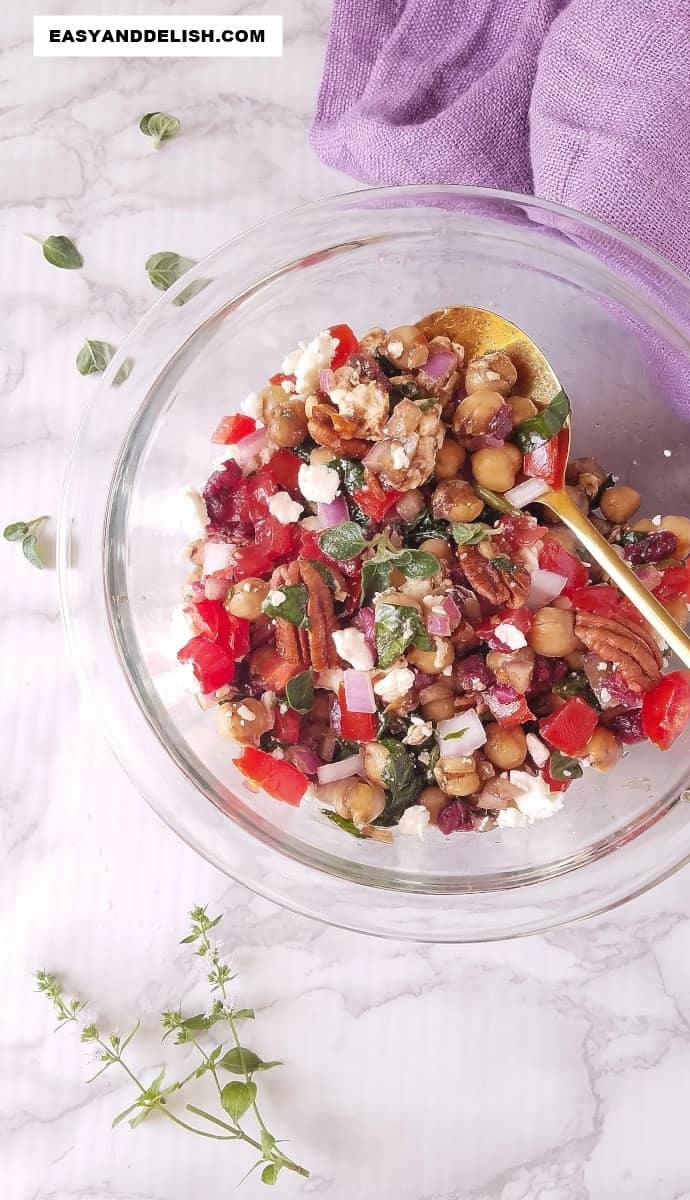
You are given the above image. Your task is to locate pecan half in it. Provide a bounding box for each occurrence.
[272,560,340,671]
[574,610,662,692]
[457,547,530,609]
[307,402,370,458]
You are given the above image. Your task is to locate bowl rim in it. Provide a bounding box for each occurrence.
[57,182,690,942]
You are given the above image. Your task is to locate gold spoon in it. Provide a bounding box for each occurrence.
[419,304,690,668]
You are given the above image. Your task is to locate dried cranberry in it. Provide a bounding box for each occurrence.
[530,655,569,692]
[454,653,493,693]
[437,799,474,835]
[583,655,642,710]
[203,461,245,527]
[624,530,678,564]
[414,670,436,692]
[609,710,645,744]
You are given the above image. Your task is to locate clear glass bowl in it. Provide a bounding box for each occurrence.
[58,186,690,942]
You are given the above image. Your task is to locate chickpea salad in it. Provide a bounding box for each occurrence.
[177,316,690,841]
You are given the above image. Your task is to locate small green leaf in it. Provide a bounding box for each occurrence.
[145,250,196,292]
[442,728,468,741]
[512,388,571,453]
[322,809,367,839]
[373,351,399,379]
[22,535,44,570]
[221,1080,257,1122]
[231,1008,255,1021]
[3,521,28,542]
[261,1164,281,1185]
[452,522,490,546]
[377,739,423,825]
[129,1106,154,1129]
[361,558,394,605]
[553,672,600,710]
[392,381,425,404]
[548,749,583,782]
[285,669,314,713]
[218,1047,282,1075]
[262,583,310,628]
[490,556,516,573]
[375,600,433,669]
[261,1130,277,1155]
[139,111,181,148]
[26,233,83,269]
[318,521,367,562]
[76,339,116,376]
[112,1102,139,1128]
[179,932,198,944]
[401,507,447,545]
[393,549,439,580]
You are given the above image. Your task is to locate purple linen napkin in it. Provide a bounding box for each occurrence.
[311,0,690,274]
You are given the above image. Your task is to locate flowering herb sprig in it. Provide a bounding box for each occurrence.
[36,905,308,1186]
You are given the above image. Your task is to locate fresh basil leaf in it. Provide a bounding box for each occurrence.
[322,809,367,839]
[220,1080,256,1121]
[261,583,310,628]
[3,521,29,542]
[442,727,468,741]
[512,388,571,452]
[401,507,447,545]
[173,278,211,307]
[362,558,394,605]
[393,549,438,580]
[318,522,366,562]
[285,669,314,713]
[76,339,116,376]
[139,111,181,148]
[549,749,583,782]
[491,556,517,572]
[592,473,617,510]
[472,485,519,515]
[375,601,432,668]
[452,522,490,546]
[26,233,83,270]
[553,672,600,710]
[375,738,423,825]
[145,250,196,292]
[218,1047,281,1074]
[373,351,400,378]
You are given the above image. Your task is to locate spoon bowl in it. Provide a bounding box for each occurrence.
[420,304,690,668]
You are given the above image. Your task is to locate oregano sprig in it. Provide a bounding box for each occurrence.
[139,111,181,149]
[36,905,308,1186]
[4,515,48,569]
[25,233,83,269]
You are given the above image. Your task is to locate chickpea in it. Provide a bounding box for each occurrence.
[632,518,655,533]
[600,485,641,524]
[486,646,534,694]
[319,777,386,827]
[661,515,690,559]
[434,753,481,796]
[434,436,466,479]
[465,351,517,396]
[400,575,438,601]
[527,607,582,657]
[507,394,537,423]
[408,637,454,675]
[431,479,484,521]
[453,390,505,437]
[419,683,456,722]
[581,727,623,772]
[220,698,273,745]
[396,488,425,521]
[470,446,519,493]
[384,324,429,370]
[484,722,527,770]
[418,786,448,824]
[478,777,520,811]
[503,442,523,470]
[227,577,270,620]
[419,537,453,563]
[363,741,390,787]
[663,596,690,627]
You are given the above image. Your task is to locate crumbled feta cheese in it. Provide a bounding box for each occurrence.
[391,444,410,470]
[597,661,607,670]
[494,622,527,650]
[599,688,612,705]
[442,665,453,676]
[315,667,344,692]
[525,733,550,768]
[418,750,431,765]
[283,331,339,396]
[237,704,255,722]
[267,491,303,524]
[332,628,375,670]
[398,805,430,839]
[496,807,529,829]
[510,770,564,821]
[280,379,295,393]
[404,719,433,746]
[272,747,285,760]
[433,637,449,669]
[261,690,276,709]
[300,516,322,531]
[386,339,404,358]
[267,590,286,606]
[373,667,416,703]
[242,391,263,420]
[664,449,672,458]
[652,514,662,526]
[297,462,341,504]
[179,486,208,537]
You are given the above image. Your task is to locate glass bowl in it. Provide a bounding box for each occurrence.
[58,186,690,942]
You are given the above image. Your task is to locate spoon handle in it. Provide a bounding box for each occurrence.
[544,489,690,669]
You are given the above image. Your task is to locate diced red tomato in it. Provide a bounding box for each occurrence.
[338,682,378,742]
[249,646,301,692]
[569,584,647,628]
[269,372,295,387]
[540,762,572,793]
[523,429,569,489]
[641,671,690,750]
[477,606,532,651]
[538,538,589,595]
[352,472,402,523]
[265,448,302,495]
[224,611,251,658]
[273,707,301,744]
[540,696,598,754]
[654,563,690,603]
[186,598,224,640]
[211,414,256,445]
[247,466,278,521]
[177,635,235,693]
[233,746,308,805]
[184,599,250,659]
[227,544,274,581]
[329,323,358,370]
[254,513,294,560]
[484,686,534,728]
[496,513,546,550]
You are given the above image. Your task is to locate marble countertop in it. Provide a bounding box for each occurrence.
[4,3,690,1197]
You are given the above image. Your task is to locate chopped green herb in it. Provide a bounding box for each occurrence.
[512,388,571,452]
[318,522,367,562]
[472,485,519,515]
[592,473,616,510]
[424,744,440,785]
[618,529,648,547]
[491,556,517,572]
[548,749,584,782]
[173,278,211,307]
[333,739,361,762]
[285,669,314,713]
[261,583,310,628]
[375,739,423,826]
[373,351,400,379]
[303,559,337,590]
[139,111,181,149]
[452,522,490,546]
[443,728,468,741]
[393,549,439,580]
[391,381,425,404]
[25,233,83,270]
[362,558,394,605]
[375,600,433,668]
[326,457,369,530]
[553,672,600,710]
[322,810,367,839]
[292,440,317,462]
[401,507,447,545]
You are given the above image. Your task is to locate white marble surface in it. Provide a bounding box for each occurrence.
[4,3,690,1198]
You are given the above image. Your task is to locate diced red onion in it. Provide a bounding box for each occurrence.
[343,669,376,714]
[203,541,237,575]
[426,607,452,636]
[204,573,231,601]
[362,440,393,471]
[504,478,550,509]
[526,568,568,610]
[423,350,456,379]
[319,368,335,394]
[317,753,363,785]
[287,745,322,775]
[231,426,268,468]
[437,709,487,758]
[635,564,663,590]
[441,594,462,629]
[317,495,349,528]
